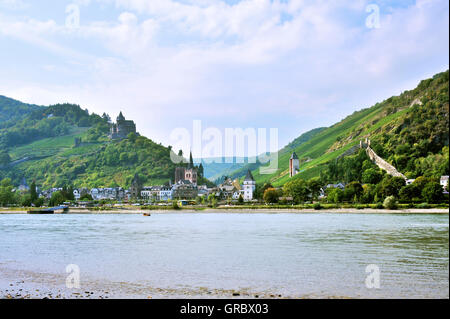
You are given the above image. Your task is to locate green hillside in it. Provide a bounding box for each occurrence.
[0,95,43,127]
[231,70,449,187]
[0,98,185,189]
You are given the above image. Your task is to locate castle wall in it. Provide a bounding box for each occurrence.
[366,147,407,179]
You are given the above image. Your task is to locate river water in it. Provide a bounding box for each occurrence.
[0,213,448,298]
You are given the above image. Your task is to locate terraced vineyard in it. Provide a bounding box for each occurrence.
[230,70,449,186]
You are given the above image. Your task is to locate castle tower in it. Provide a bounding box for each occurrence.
[289,152,300,177]
[109,112,137,140]
[243,169,256,201]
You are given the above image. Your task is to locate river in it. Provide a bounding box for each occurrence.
[0,212,448,298]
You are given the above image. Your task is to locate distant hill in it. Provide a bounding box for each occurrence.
[0,95,44,128]
[227,127,326,182]
[196,157,248,181]
[229,70,449,186]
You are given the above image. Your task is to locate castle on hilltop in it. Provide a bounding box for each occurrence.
[109,112,137,140]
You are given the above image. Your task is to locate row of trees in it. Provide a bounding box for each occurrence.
[259,173,446,205]
[0,178,80,207]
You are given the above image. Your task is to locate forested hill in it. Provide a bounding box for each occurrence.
[229,70,449,186]
[0,98,185,189]
[0,95,44,128]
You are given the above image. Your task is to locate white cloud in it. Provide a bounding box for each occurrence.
[0,0,28,10]
[0,0,448,151]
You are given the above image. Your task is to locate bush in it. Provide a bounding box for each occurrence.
[383,196,398,210]
[172,201,180,210]
[416,202,430,209]
[356,204,367,210]
[313,203,322,210]
[375,202,384,209]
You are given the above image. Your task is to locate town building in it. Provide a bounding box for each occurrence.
[109,112,137,140]
[129,174,142,199]
[18,177,30,192]
[174,165,198,185]
[326,183,345,190]
[243,169,256,201]
[440,176,449,192]
[172,181,198,200]
[159,186,173,201]
[289,152,300,177]
[218,178,240,199]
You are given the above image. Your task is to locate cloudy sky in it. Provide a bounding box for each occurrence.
[0,0,448,157]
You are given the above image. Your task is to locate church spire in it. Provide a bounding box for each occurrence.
[188,151,194,169]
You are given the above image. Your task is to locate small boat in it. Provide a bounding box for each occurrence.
[143,213,151,217]
[28,210,54,214]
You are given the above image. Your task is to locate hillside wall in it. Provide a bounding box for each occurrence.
[366,147,407,180]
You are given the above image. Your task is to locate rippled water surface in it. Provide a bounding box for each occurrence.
[0,213,448,298]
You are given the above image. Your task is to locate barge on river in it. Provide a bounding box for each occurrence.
[28,205,69,214]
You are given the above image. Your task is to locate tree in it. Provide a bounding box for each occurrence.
[0,151,11,166]
[0,178,16,206]
[361,184,376,203]
[422,182,443,203]
[308,178,322,200]
[344,182,363,201]
[21,194,32,207]
[263,188,279,204]
[398,184,419,202]
[238,194,244,204]
[30,181,38,202]
[80,194,93,201]
[327,188,344,203]
[198,163,204,178]
[383,196,398,210]
[256,183,273,199]
[127,132,137,142]
[362,168,383,184]
[380,175,406,197]
[49,191,65,207]
[283,179,310,204]
[413,176,434,195]
[102,113,111,123]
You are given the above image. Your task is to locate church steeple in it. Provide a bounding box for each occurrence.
[188,151,194,169]
[117,112,125,122]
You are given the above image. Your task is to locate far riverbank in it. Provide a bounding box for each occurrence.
[1,207,448,214]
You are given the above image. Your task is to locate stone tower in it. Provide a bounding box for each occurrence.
[289,152,300,177]
[243,169,256,201]
[129,174,142,199]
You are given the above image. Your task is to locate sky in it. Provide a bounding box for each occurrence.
[0,0,448,157]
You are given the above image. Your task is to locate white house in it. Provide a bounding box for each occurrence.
[440,176,449,191]
[243,170,256,201]
[141,186,153,200]
[73,189,81,200]
[159,186,173,201]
